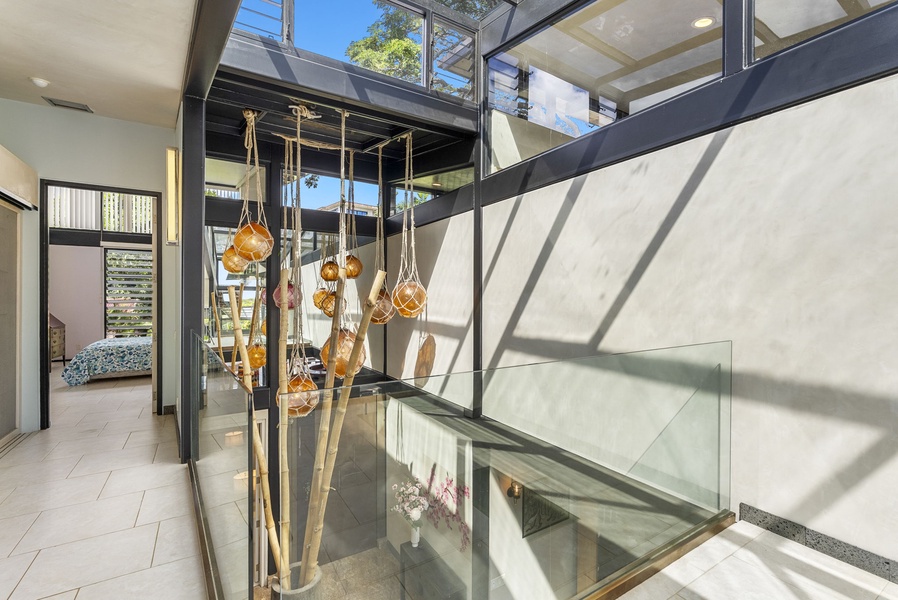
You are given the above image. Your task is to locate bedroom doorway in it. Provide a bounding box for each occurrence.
[39,181,162,428]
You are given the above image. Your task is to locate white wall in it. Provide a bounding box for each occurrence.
[479,73,898,557]
[48,245,104,357]
[0,98,176,429]
[385,212,475,406]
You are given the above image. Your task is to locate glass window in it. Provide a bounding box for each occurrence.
[295,0,424,86]
[102,193,154,234]
[48,185,154,234]
[487,0,723,172]
[430,0,503,20]
[432,20,476,100]
[753,0,897,60]
[105,249,153,338]
[391,188,435,215]
[205,157,266,203]
[234,0,285,41]
[412,166,474,195]
[284,172,380,215]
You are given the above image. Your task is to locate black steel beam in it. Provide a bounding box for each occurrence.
[480,0,582,55]
[481,3,898,206]
[180,96,207,462]
[385,183,473,235]
[183,0,243,99]
[218,33,478,135]
[382,138,476,182]
[39,183,50,429]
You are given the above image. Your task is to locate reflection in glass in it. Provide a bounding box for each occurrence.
[488,0,723,172]
[753,0,897,59]
[430,0,503,20]
[432,20,476,100]
[205,157,267,203]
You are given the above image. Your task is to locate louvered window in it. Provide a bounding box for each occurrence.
[105,249,153,337]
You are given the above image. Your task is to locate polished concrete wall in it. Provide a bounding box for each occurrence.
[479,73,898,558]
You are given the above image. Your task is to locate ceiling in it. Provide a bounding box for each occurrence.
[0,0,199,128]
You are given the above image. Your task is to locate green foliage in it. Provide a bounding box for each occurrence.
[303,173,320,189]
[346,2,423,84]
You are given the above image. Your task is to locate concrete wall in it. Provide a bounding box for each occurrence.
[48,245,105,358]
[0,98,176,429]
[479,73,898,558]
[385,212,475,406]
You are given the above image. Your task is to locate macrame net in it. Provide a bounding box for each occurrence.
[391,134,427,318]
[233,110,274,263]
[371,145,395,325]
[278,105,319,418]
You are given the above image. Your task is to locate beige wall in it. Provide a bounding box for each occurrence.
[479,73,898,557]
[48,245,105,358]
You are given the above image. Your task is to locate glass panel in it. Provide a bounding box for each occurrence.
[269,341,731,599]
[47,185,100,230]
[235,0,285,41]
[295,0,424,86]
[282,171,379,214]
[391,187,436,215]
[488,0,723,173]
[101,192,154,233]
[432,20,476,100]
[430,0,504,20]
[190,334,252,600]
[753,0,898,60]
[413,166,474,195]
[206,157,267,203]
[105,249,153,338]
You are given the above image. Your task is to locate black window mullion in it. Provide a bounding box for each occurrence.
[724,0,748,76]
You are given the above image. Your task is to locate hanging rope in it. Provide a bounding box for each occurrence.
[391,133,427,318]
[232,109,274,263]
[371,145,395,325]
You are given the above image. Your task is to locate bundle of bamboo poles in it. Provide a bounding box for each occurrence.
[228,266,386,593]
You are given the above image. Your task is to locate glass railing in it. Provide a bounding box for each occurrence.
[190,334,252,600]
[262,341,731,599]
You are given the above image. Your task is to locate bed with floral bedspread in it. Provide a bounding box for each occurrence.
[62,337,152,386]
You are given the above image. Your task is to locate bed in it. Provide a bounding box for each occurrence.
[62,337,153,386]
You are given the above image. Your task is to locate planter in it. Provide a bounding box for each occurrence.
[270,562,322,599]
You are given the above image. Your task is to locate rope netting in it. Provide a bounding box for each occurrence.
[391,134,427,318]
[233,110,274,263]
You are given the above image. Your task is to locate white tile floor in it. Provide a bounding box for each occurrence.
[0,369,206,600]
[620,521,897,600]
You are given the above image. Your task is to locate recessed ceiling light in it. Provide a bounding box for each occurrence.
[29,77,50,88]
[692,17,716,29]
[432,181,442,188]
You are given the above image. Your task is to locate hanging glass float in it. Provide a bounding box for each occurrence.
[345,255,363,279]
[233,222,274,263]
[392,281,427,318]
[247,343,267,370]
[371,288,395,325]
[320,329,365,379]
[278,373,319,418]
[262,281,300,309]
[312,287,328,309]
[320,260,340,282]
[261,320,267,337]
[222,245,249,274]
[321,291,347,318]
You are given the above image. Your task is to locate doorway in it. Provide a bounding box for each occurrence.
[0,203,19,439]
[39,181,162,428]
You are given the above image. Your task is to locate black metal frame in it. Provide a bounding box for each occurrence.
[39,180,163,429]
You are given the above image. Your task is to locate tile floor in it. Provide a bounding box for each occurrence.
[0,368,206,600]
[619,521,897,600]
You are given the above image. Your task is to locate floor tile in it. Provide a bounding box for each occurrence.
[136,482,193,525]
[331,547,401,593]
[124,428,177,449]
[69,444,158,477]
[206,502,248,551]
[77,407,144,426]
[0,473,108,520]
[75,555,206,600]
[100,462,188,498]
[0,513,39,558]
[733,531,887,600]
[42,433,130,462]
[154,514,201,566]
[0,551,37,599]
[12,492,143,555]
[154,442,181,463]
[879,582,898,600]
[677,555,814,600]
[0,456,79,487]
[617,560,703,600]
[35,591,77,600]
[0,443,55,468]
[98,417,168,436]
[9,524,158,599]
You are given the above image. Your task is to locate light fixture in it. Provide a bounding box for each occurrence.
[431,181,442,188]
[29,77,50,88]
[165,147,181,245]
[507,480,523,504]
[691,16,716,29]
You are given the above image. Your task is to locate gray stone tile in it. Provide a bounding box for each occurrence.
[806,528,892,582]
[739,503,806,544]
[331,547,400,592]
[322,521,378,563]
[339,480,378,525]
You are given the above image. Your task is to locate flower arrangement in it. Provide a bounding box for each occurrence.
[391,480,430,527]
[426,471,471,552]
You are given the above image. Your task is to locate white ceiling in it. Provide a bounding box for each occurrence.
[0,0,199,128]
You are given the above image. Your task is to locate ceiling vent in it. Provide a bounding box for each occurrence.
[42,96,93,113]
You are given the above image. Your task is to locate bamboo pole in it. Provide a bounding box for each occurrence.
[231,286,282,578]
[298,270,346,586]
[301,270,385,587]
[211,292,225,365]
[232,283,245,373]
[277,268,291,590]
[247,275,263,350]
